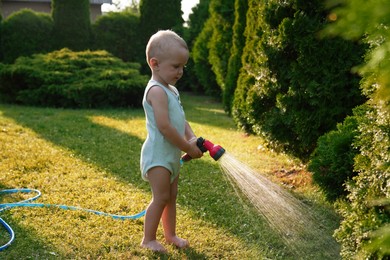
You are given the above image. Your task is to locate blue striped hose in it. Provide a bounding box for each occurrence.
[0,188,146,251]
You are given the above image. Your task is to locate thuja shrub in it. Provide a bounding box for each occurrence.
[0,15,3,61]
[233,0,366,160]
[93,12,141,63]
[334,103,390,259]
[192,18,220,97]
[323,1,390,258]
[0,48,148,108]
[52,0,92,51]
[1,9,53,63]
[308,105,366,202]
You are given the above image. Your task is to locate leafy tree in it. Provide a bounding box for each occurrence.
[1,9,53,63]
[52,0,92,51]
[233,0,366,160]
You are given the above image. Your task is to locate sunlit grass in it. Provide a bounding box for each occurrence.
[0,93,340,259]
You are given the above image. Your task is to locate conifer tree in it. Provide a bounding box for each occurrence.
[52,0,92,51]
[224,0,248,113]
[233,0,366,159]
[139,0,184,47]
[207,0,235,94]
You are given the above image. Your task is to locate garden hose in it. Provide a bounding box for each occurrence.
[0,188,146,251]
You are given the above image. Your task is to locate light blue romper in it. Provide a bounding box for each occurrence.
[140,79,186,183]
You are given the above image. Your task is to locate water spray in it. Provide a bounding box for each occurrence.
[182,137,338,258]
[181,137,226,162]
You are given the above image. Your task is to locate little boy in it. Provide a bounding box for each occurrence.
[140,30,203,253]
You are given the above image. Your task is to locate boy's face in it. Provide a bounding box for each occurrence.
[152,46,189,87]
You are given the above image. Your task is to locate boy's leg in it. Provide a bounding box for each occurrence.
[162,175,189,248]
[141,167,171,253]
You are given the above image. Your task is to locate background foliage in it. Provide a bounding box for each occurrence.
[224,0,247,113]
[308,106,364,202]
[139,0,183,65]
[207,0,234,96]
[93,11,141,63]
[52,0,92,51]
[233,0,366,160]
[322,0,390,258]
[191,18,220,97]
[0,9,53,64]
[0,49,147,108]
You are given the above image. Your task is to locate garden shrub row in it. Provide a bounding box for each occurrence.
[308,105,364,202]
[0,49,148,108]
[311,0,390,257]
[1,10,53,64]
[0,8,142,65]
[232,0,366,160]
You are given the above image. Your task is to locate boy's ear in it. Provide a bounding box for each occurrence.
[149,58,159,70]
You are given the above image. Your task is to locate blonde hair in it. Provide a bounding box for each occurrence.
[145,30,188,65]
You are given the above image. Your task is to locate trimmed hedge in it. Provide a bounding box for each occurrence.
[334,103,390,259]
[93,12,141,63]
[233,0,366,160]
[1,9,53,63]
[52,0,92,51]
[308,105,365,202]
[192,18,220,97]
[0,49,148,108]
[0,15,3,61]
[321,1,390,258]
[224,0,247,113]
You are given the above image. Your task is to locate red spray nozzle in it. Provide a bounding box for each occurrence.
[181,137,226,162]
[201,139,226,161]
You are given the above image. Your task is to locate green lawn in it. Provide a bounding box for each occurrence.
[0,93,340,259]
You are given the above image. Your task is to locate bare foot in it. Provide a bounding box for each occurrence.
[140,240,167,253]
[165,235,189,249]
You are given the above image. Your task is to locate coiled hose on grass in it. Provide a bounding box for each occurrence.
[0,188,146,251]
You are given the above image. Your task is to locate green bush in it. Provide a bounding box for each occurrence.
[233,0,366,160]
[0,15,3,61]
[322,0,390,258]
[0,49,148,108]
[192,18,220,97]
[309,105,366,202]
[224,0,247,113]
[139,0,184,49]
[181,0,211,93]
[334,104,390,259]
[207,0,235,94]
[93,12,141,63]
[52,0,92,51]
[0,9,53,63]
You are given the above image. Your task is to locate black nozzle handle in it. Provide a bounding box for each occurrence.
[181,137,207,162]
[196,137,208,153]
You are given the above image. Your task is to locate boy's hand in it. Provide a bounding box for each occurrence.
[187,138,203,159]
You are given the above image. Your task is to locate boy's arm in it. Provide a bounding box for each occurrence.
[147,86,202,158]
[185,121,197,142]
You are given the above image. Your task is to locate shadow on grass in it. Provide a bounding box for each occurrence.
[0,183,65,258]
[0,103,339,259]
[0,211,65,259]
